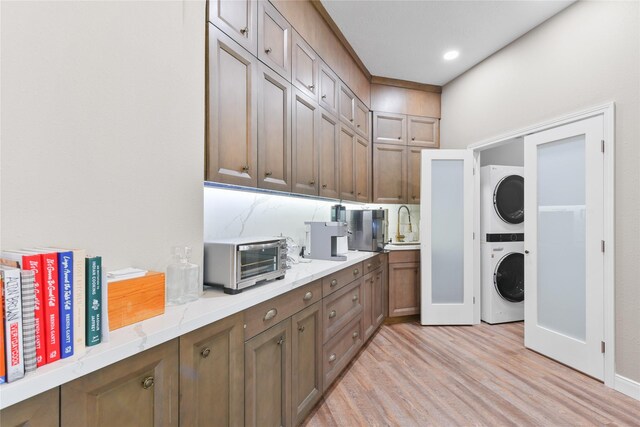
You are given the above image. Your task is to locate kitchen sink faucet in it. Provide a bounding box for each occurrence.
[396,205,412,242]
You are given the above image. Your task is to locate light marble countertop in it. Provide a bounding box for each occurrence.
[0,250,377,410]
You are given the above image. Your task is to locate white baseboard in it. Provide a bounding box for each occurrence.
[615,374,640,400]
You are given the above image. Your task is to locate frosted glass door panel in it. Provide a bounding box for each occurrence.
[537,135,586,341]
[431,160,464,304]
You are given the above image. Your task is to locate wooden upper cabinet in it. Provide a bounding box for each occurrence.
[0,388,59,427]
[318,108,340,199]
[339,83,355,125]
[354,99,370,138]
[257,0,291,80]
[407,146,423,203]
[373,112,406,145]
[61,340,179,427]
[292,30,319,100]
[209,0,257,55]
[291,89,319,196]
[207,25,258,186]
[318,60,339,117]
[257,62,292,192]
[355,135,371,202]
[408,115,439,148]
[339,124,356,201]
[373,143,407,204]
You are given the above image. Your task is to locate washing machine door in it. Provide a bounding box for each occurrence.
[493,175,524,224]
[494,252,524,302]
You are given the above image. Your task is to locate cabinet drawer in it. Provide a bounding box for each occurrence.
[388,249,420,264]
[321,262,363,296]
[245,280,322,340]
[322,278,363,343]
[363,254,383,275]
[322,315,363,390]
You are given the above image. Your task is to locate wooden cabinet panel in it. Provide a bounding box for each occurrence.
[292,30,319,100]
[407,146,423,203]
[207,25,258,186]
[61,340,179,427]
[291,302,323,426]
[408,115,439,148]
[362,271,374,340]
[257,63,292,192]
[209,0,258,55]
[354,99,370,138]
[373,111,406,145]
[388,261,420,317]
[355,135,371,202]
[339,124,356,201]
[179,313,244,427]
[258,0,291,80]
[291,89,319,195]
[338,83,355,125]
[318,60,339,117]
[362,266,385,341]
[373,267,385,329]
[322,278,363,343]
[322,314,363,390]
[321,262,363,296]
[318,109,340,199]
[245,319,292,427]
[0,388,59,427]
[373,143,406,204]
[389,249,420,264]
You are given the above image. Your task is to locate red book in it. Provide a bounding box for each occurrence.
[38,252,60,363]
[1,250,47,366]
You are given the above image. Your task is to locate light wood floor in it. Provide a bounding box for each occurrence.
[303,321,640,427]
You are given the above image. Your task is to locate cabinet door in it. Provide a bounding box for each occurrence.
[339,83,355,125]
[179,313,244,427]
[318,61,339,117]
[207,25,258,186]
[291,89,319,195]
[373,111,406,145]
[257,62,292,192]
[373,267,385,328]
[354,99,370,138]
[362,271,374,339]
[355,135,371,202]
[291,30,318,100]
[319,108,340,199]
[373,143,407,204]
[339,124,356,201]
[408,115,439,148]
[61,340,179,427]
[208,0,258,56]
[257,0,291,80]
[388,262,420,317]
[407,146,423,204]
[291,302,323,426]
[0,388,59,427]
[245,318,292,427]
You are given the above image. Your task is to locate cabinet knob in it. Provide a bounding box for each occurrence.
[412,137,416,141]
[352,294,358,302]
[350,191,354,195]
[265,171,272,176]
[240,27,249,36]
[353,268,359,275]
[328,353,336,363]
[265,47,272,54]
[309,180,315,185]
[321,94,327,99]
[350,119,354,122]
[322,184,327,189]
[357,192,361,196]
[200,347,211,358]
[398,136,402,140]
[412,195,416,200]
[241,165,250,172]
[398,195,402,199]
[352,331,359,339]
[141,376,154,389]
[367,263,372,268]
[298,325,305,333]
[303,291,313,301]
[329,310,337,319]
[264,308,278,321]
[357,124,360,128]
[330,279,338,287]
[308,84,315,90]
[277,336,285,346]
[525,250,530,254]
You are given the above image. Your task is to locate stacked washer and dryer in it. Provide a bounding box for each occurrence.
[480,166,525,324]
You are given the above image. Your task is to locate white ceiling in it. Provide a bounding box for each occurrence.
[321,0,575,86]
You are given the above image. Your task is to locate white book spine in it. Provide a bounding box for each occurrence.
[1,268,25,382]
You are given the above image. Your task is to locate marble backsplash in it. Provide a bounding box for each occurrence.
[203,186,420,246]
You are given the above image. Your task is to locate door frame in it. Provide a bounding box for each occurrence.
[467,102,615,388]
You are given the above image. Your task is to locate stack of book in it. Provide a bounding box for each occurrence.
[0,248,104,383]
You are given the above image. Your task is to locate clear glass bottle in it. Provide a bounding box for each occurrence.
[166,246,200,305]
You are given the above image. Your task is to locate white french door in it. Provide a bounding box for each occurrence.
[420,150,475,325]
[524,115,604,380]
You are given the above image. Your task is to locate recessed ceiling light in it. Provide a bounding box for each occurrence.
[443,50,459,61]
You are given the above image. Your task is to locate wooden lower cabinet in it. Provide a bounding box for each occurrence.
[61,339,179,427]
[179,312,244,427]
[322,315,363,390]
[363,267,386,340]
[245,318,292,427]
[0,388,59,427]
[388,250,421,317]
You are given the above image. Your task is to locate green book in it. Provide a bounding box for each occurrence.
[85,256,102,346]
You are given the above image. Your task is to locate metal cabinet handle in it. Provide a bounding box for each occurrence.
[367,263,372,268]
[241,165,250,172]
[525,250,530,254]
[303,291,313,301]
[350,119,354,122]
[328,353,336,363]
[265,171,272,176]
[352,331,359,339]
[398,136,402,140]
[277,336,285,346]
[357,192,361,196]
[412,195,416,200]
[329,310,336,319]
[398,195,402,199]
[309,180,315,185]
[330,279,338,287]
[264,308,278,321]
[265,47,272,54]
[141,376,154,389]
[352,294,358,302]
[240,27,248,36]
[357,124,360,128]
[353,268,359,275]
[322,94,327,99]
[412,137,416,141]
[350,191,354,195]
[200,347,211,358]
[322,184,327,189]
[308,84,315,90]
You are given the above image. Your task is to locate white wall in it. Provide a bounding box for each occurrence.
[441,1,640,381]
[1,1,205,275]
[480,138,524,167]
